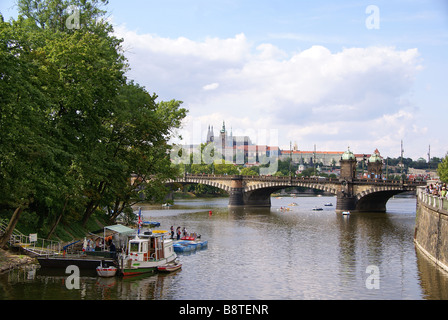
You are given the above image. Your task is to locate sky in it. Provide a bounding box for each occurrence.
[1,0,448,160]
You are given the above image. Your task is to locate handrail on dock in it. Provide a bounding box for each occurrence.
[0,219,62,257]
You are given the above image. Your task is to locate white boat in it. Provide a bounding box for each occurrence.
[120,230,178,277]
[96,265,117,277]
[96,261,118,277]
[342,211,351,215]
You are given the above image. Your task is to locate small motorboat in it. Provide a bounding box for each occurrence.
[342,211,350,216]
[96,264,117,278]
[324,203,333,206]
[142,221,160,227]
[312,207,323,211]
[157,261,182,273]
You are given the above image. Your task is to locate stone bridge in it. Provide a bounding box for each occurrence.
[167,174,425,212]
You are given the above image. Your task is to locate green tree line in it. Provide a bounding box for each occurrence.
[0,0,187,246]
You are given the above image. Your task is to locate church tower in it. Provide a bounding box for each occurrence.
[206,125,214,144]
[220,121,227,147]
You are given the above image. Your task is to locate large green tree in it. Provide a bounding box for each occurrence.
[0,0,187,245]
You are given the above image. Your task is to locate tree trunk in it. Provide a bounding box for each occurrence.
[109,200,127,223]
[46,198,68,239]
[0,206,23,249]
[81,181,107,227]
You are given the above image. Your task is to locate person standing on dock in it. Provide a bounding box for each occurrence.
[170,226,174,239]
[109,240,116,259]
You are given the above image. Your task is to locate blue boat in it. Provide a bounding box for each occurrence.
[173,241,195,253]
[142,221,161,227]
[173,239,208,253]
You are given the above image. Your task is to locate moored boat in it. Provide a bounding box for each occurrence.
[174,234,208,253]
[96,265,117,277]
[119,230,177,277]
[142,221,161,227]
[157,260,182,273]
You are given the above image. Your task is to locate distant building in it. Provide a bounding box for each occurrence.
[340,147,357,181]
[367,149,383,179]
[206,121,252,148]
[279,150,344,166]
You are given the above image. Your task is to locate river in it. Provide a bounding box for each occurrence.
[1,195,448,300]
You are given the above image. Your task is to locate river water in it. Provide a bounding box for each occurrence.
[1,195,448,300]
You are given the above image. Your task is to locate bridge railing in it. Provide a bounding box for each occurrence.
[181,174,425,186]
[417,187,448,212]
[353,178,425,187]
[182,174,339,183]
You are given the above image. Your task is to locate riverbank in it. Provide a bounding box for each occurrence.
[0,249,36,273]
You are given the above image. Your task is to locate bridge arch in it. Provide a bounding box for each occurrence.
[243,181,339,207]
[166,179,232,193]
[354,185,413,212]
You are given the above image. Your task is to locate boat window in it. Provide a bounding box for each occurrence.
[130,242,140,252]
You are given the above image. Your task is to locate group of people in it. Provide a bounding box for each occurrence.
[425,182,447,198]
[170,226,188,240]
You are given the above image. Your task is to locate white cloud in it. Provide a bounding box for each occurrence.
[203,83,219,91]
[114,25,426,157]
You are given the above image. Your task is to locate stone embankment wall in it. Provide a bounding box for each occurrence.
[414,187,448,273]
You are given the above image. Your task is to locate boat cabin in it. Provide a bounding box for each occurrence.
[127,232,174,262]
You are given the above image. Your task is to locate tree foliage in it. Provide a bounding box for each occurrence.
[0,0,187,244]
[438,155,448,183]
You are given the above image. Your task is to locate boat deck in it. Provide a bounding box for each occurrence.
[37,254,116,270]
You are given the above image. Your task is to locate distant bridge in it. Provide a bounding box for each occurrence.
[167,174,425,212]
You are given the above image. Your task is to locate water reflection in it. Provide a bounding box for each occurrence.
[1,196,448,299]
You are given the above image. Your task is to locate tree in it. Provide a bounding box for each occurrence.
[438,155,448,183]
[0,0,188,243]
[240,167,259,176]
[0,15,56,247]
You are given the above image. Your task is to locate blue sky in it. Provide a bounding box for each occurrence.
[1,0,447,159]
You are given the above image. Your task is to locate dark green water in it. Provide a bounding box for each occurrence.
[1,196,448,300]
